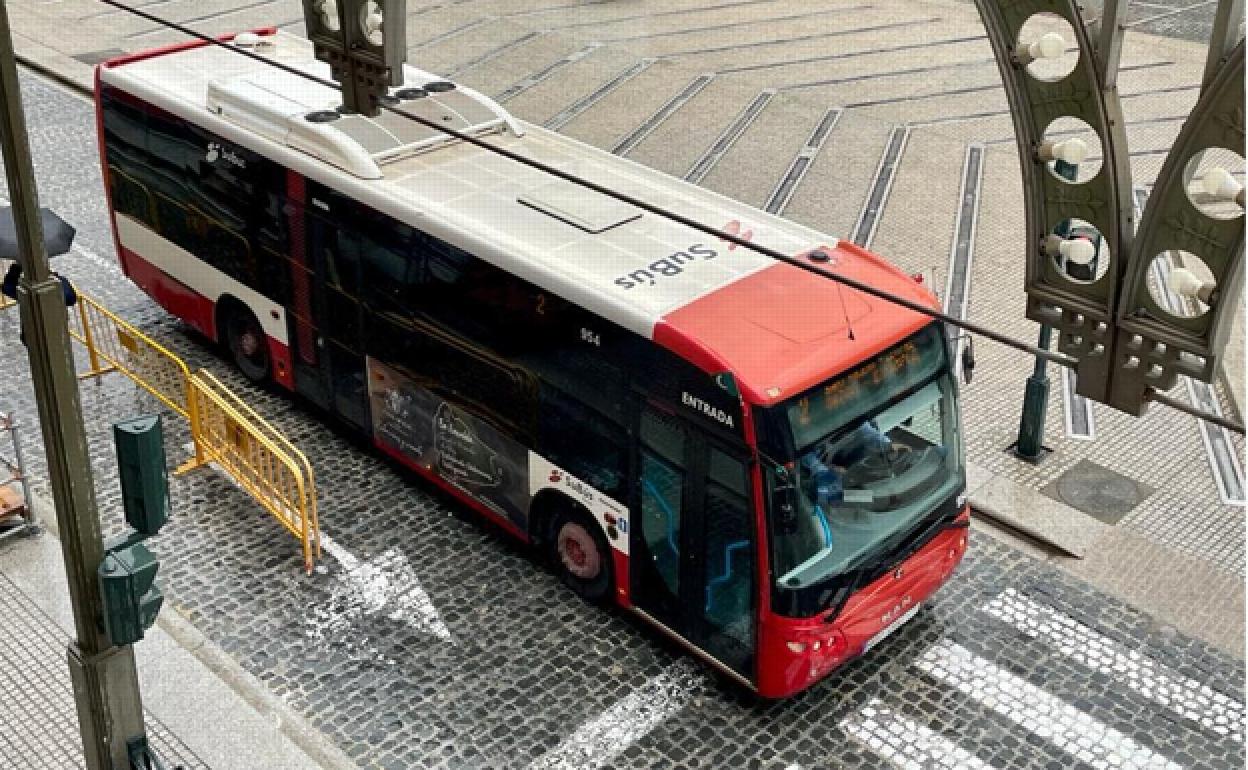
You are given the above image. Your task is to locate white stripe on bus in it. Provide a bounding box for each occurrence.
[916,640,1185,770]
[115,214,289,345]
[526,659,702,770]
[984,589,1244,743]
[841,699,1000,770]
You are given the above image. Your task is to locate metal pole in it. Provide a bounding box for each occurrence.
[1015,325,1053,461]
[0,3,146,769]
[1096,0,1129,90]
[1202,0,1245,91]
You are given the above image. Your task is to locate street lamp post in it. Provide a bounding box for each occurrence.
[0,5,147,769]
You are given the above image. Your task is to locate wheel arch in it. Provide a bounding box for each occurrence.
[213,293,249,344]
[528,487,597,546]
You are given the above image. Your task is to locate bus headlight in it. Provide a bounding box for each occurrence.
[786,641,807,654]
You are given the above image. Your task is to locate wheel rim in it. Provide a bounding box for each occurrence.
[229,314,268,376]
[238,328,261,357]
[558,522,601,580]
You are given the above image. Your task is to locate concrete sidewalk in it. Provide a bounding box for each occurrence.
[964,459,1245,658]
[0,511,355,770]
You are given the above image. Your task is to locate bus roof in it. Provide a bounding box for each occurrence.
[100,30,939,406]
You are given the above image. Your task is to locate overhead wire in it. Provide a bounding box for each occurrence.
[87,0,1246,435]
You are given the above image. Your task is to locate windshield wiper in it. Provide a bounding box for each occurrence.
[821,512,966,625]
[894,509,967,562]
[821,563,876,624]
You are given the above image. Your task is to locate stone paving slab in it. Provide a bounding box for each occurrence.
[698,89,830,211]
[553,59,710,150]
[971,473,1111,558]
[1063,525,1248,657]
[0,542,211,770]
[781,109,895,242]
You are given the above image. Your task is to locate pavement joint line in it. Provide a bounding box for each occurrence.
[660,18,936,58]
[495,0,621,18]
[980,113,1193,146]
[720,32,986,75]
[610,73,715,156]
[841,699,1001,770]
[1127,0,1219,27]
[944,142,983,373]
[602,5,875,43]
[408,15,496,50]
[446,30,544,77]
[781,55,999,92]
[543,58,657,131]
[123,0,282,39]
[764,106,842,215]
[851,123,910,249]
[21,490,362,770]
[494,43,602,103]
[1061,365,1097,440]
[77,0,182,21]
[983,588,1246,743]
[915,639,1186,770]
[1134,187,1245,505]
[547,0,781,30]
[684,88,776,184]
[843,59,1176,110]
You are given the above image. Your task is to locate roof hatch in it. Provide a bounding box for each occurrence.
[518,181,642,233]
[206,66,523,179]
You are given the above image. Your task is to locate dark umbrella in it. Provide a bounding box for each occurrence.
[0,206,77,259]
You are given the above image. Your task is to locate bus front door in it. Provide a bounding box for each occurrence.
[633,404,756,679]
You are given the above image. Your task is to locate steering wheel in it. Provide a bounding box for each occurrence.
[852,444,920,479]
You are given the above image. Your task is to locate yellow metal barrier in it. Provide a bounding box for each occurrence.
[189,370,321,573]
[62,292,320,572]
[67,294,208,472]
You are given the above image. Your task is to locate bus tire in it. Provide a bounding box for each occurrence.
[221,301,270,384]
[548,507,612,603]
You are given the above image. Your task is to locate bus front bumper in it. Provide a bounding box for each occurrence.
[755,508,970,699]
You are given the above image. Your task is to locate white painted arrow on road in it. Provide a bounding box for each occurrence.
[310,533,454,649]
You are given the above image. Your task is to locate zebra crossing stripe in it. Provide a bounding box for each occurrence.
[916,639,1185,770]
[984,589,1245,743]
[526,660,703,769]
[841,699,1000,770]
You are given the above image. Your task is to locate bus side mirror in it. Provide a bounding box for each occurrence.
[960,337,975,385]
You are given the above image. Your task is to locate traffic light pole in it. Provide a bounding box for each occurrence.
[1015,325,1052,461]
[0,4,147,769]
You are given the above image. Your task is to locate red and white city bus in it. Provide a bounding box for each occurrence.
[94,29,969,698]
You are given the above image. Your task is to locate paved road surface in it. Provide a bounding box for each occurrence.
[0,59,1243,769]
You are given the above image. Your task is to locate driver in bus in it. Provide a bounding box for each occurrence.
[799,421,906,507]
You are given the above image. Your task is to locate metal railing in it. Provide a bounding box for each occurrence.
[188,370,321,572]
[60,291,320,571]
[67,292,209,473]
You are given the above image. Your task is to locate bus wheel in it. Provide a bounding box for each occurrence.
[550,509,612,603]
[224,305,269,383]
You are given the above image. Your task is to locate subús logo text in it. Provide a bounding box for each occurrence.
[205,142,246,168]
[613,243,718,290]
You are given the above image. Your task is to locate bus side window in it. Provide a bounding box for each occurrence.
[101,93,154,227]
[358,231,416,314]
[539,389,626,502]
[256,192,292,305]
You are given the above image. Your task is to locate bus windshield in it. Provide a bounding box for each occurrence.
[768,325,964,594]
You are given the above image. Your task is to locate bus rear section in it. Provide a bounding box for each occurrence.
[93,31,968,699]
